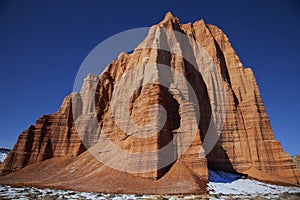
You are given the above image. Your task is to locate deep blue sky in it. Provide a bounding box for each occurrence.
[0,0,299,155]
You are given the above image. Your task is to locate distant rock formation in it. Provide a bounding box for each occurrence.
[0,12,299,194]
[0,148,10,163]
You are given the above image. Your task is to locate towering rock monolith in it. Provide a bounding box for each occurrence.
[0,12,299,194]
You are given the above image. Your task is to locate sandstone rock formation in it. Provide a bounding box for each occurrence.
[0,12,299,194]
[0,96,86,175]
[293,155,300,172]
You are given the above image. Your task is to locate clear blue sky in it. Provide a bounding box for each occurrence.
[0,0,299,155]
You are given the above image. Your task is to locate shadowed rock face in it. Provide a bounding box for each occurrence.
[0,12,299,194]
[293,156,300,172]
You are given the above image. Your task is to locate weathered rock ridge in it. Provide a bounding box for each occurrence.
[0,12,299,194]
[0,95,86,175]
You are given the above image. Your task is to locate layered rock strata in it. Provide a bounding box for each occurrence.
[0,12,299,194]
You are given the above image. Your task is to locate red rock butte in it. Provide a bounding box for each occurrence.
[0,12,299,194]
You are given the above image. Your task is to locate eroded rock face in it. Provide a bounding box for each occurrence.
[0,95,86,175]
[0,12,299,193]
[293,156,300,172]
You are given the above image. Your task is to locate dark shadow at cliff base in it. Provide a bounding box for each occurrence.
[206,144,248,182]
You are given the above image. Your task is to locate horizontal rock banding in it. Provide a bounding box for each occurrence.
[0,12,299,194]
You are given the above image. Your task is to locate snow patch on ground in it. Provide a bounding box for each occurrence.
[0,185,163,200]
[207,170,300,199]
[208,169,242,183]
[208,178,300,195]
